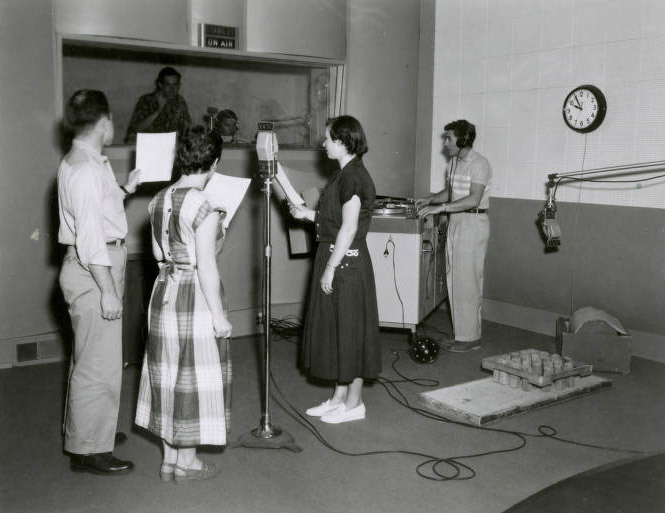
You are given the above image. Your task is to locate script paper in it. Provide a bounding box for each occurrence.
[136,132,176,182]
[204,173,252,229]
[276,163,305,205]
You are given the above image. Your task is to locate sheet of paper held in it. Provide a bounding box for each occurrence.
[204,173,252,229]
[135,132,176,183]
[276,162,305,205]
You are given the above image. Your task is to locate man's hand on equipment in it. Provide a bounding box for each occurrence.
[418,204,444,217]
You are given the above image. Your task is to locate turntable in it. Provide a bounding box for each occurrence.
[367,195,447,333]
[372,196,417,218]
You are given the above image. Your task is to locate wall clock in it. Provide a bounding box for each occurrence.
[562,84,607,133]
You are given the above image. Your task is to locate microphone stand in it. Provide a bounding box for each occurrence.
[237,126,301,453]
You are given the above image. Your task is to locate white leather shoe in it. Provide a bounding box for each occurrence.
[320,403,366,424]
[305,399,343,417]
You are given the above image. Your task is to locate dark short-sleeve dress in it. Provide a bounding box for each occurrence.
[301,157,381,383]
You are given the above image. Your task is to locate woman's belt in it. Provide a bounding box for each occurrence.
[328,243,359,257]
[158,261,197,304]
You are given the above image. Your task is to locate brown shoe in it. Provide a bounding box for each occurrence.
[448,340,482,352]
[174,462,220,483]
[70,452,134,475]
[437,337,456,350]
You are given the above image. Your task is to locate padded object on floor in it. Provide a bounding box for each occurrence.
[504,453,665,513]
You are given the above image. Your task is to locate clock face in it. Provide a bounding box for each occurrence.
[562,85,607,133]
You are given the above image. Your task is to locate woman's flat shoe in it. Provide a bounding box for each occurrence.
[174,462,220,483]
[159,462,176,482]
[321,403,366,424]
[305,399,343,417]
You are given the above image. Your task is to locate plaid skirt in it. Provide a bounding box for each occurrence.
[135,266,231,446]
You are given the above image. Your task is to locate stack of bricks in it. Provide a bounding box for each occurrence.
[490,350,577,392]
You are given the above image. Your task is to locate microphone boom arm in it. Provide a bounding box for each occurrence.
[541,160,665,248]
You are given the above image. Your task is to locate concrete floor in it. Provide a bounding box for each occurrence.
[2,316,664,513]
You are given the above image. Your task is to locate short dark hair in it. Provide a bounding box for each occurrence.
[176,125,222,175]
[218,109,237,122]
[157,66,181,84]
[213,109,239,137]
[65,90,110,134]
[444,119,476,148]
[327,115,368,157]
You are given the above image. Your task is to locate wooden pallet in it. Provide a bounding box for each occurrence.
[482,349,592,389]
[418,376,612,426]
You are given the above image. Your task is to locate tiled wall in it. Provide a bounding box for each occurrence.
[431,0,665,208]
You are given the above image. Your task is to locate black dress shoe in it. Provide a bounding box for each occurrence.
[71,452,134,475]
[114,432,128,445]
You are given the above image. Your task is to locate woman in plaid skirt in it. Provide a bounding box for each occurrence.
[135,126,232,482]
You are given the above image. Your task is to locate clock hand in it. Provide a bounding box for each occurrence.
[574,94,583,109]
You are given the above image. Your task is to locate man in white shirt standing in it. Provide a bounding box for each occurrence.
[416,120,492,352]
[58,90,140,474]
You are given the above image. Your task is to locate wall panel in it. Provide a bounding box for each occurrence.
[425,0,665,209]
[54,0,189,44]
[0,0,60,343]
[246,0,346,59]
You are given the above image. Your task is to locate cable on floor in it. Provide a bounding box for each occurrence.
[262,331,648,482]
[269,315,303,341]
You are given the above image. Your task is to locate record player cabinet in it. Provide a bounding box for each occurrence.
[366,214,447,332]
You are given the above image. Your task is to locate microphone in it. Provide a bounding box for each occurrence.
[256,121,278,178]
[539,206,561,248]
[539,185,561,247]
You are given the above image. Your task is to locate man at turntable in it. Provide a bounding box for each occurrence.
[416,120,491,352]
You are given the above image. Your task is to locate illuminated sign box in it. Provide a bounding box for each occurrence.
[199,23,237,50]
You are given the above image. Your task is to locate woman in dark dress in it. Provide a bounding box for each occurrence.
[290,115,381,424]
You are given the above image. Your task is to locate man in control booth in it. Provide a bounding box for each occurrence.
[124,66,191,143]
[213,109,240,144]
[416,120,492,352]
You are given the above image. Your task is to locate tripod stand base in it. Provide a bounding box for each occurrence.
[237,426,302,453]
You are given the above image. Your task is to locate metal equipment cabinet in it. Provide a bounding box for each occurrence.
[366,215,447,332]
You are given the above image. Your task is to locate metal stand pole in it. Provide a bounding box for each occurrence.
[237,166,301,452]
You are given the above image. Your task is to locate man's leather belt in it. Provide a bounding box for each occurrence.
[464,208,488,214]
[106,239,125,247]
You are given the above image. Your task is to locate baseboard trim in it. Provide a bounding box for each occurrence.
[0,302,306,368]
[483,299,665,364]
[226,302,305,339]
[9,300,661,367]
